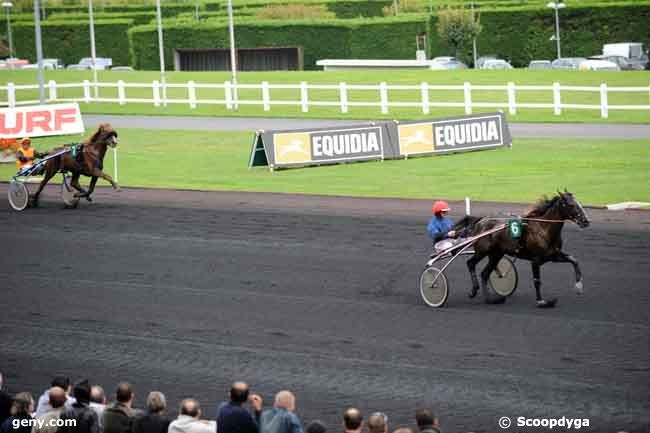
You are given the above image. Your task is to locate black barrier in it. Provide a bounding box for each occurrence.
[249,113,512,170]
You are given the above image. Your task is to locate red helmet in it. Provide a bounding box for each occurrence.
[432,200,450,215]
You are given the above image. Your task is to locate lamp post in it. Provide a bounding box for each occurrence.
[88,0,98,99]
[2,1,12,59]
[547,0,566,60]
[155,0,167,107]
[226,0,238,110]
[33,0,45,104]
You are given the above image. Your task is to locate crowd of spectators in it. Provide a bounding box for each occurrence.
[0,373,444,433]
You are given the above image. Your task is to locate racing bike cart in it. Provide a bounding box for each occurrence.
[8,147,80,211]
[419,224,519,307]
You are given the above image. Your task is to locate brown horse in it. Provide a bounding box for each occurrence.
[461,191,590,308]
[31,123,120,206]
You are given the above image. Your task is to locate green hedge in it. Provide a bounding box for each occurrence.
[20,3,203,17]
[431,3,650,66]
[203,0,391,18]
[12,19,134,66]
[47,12,157,25]
[128,15,431,70]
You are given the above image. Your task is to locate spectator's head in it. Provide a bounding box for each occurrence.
[90,386,106,404]
[367,413,388,433]
[73,380,91,404]
[343,408,363,432]
[115,383,134,406]
[415,409,438,430]
[229,382,249,405]
[49,387,67,409]
[179,399,201,419]
[393,428,413,433]
[306,420,327,433]
[12,392,34,416]
[146,392,167,414]
[51,377,71,394]
[274,391,296,412]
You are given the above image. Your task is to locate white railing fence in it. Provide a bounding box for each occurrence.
[1,80,650,118]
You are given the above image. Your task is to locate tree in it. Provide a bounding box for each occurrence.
[436,6,482,59]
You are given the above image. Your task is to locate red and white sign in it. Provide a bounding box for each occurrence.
[0,103,84,139]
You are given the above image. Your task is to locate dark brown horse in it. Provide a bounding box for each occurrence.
[461,191,590,308]
[31,123,120,206]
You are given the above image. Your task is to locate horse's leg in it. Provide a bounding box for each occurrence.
[481,252,506,304]
[466,251,486,298]
[70,172,88,197]
[82,176,99,202]
[89,168,120,191]
[30,163,57,207]
[532,262,557,308]
[549,251,583,294]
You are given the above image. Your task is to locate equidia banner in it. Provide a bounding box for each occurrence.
[249,113,511,170]
[0,103,85,139]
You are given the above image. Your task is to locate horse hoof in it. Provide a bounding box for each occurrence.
[468,287,479,299]
[536,298,558,308]
[575,281,584,294]
[86,196,93,202]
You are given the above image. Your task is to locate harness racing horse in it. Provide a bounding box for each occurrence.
[461,191,590,308]
[30,123,120,206]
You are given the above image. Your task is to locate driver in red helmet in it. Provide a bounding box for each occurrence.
[427,201,457,246]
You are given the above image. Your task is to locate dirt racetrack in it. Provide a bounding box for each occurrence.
[1,185,649,433]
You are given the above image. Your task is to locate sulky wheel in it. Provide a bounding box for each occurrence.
[8,179,29,211]
[488,256,518,297]
[420,266,449,308]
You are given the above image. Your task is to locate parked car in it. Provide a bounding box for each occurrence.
[431,57,467,70]
[66,64,89,70]
[476,55,498,69]
[528,60,552,70]
[482,59,513,69]
[589,54,643,71]
[0,58,29,69]
[110,66,134,71]
[579,59,620,71]
[78,57,113,70]
[551,58,586,70]
[21,59,62,70]
[603,42,648,70]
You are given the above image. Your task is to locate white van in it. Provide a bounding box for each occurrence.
[602,43,648,69]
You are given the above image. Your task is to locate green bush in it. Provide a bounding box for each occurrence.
[12,19,134,66]
[255,4,336,20]
[47,12,157,25]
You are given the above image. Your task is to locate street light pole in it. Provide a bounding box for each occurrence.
[547,1,566,60]
[155,0,167,107]
[226,0,238,110]
[88,0,98,99]
[33,0,45,104]
[2,2,12,58]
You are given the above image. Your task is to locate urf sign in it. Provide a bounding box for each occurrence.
[0,103,85,139]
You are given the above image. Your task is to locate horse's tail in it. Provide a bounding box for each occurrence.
[453,215,483,237]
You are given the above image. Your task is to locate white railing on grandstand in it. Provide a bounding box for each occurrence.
[1,80,650,118]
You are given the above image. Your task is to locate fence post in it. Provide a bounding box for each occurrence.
[262,81,271,111]
[187,81,196,109]
[420,82,429,115]
[379,82,388,114]
[600,83,608,118]
[225,81,232,110]
[553,82,561,115]
[48,80,57,102]
[300,81,309,113]
[339,82,348,114]
[152,80,161,107]
[463,82,472,115]
[507,82,516,115]
[7,82,15,108]
[117,80,126,106]
[83,80,91,103]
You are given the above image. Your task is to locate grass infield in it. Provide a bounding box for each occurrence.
[1,69,650,123]
[1,127,648,206]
